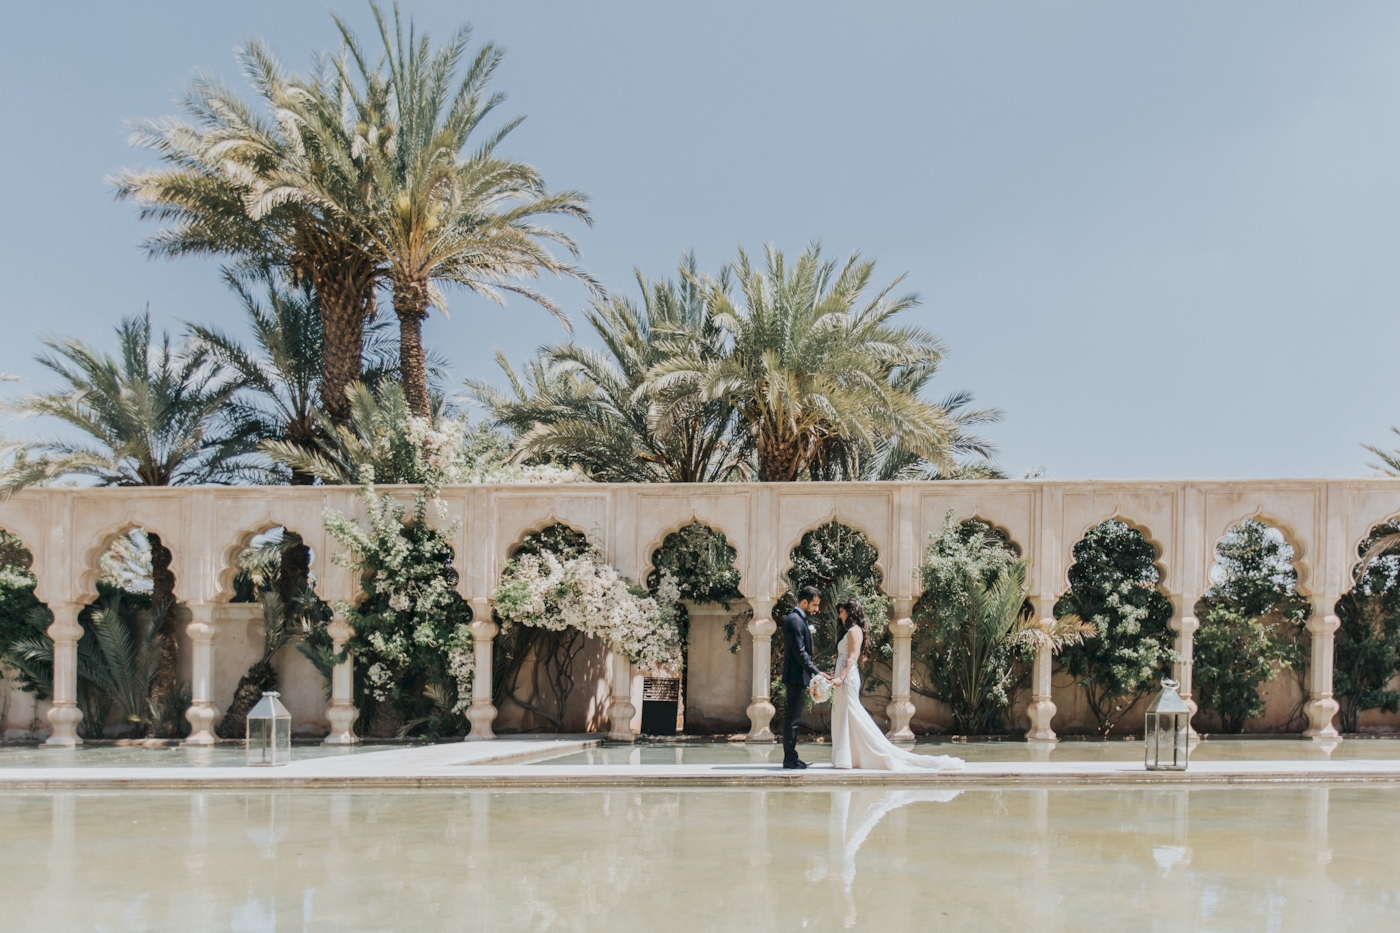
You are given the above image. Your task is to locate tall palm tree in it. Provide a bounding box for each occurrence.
[468,254,746,482]
[648,243,978,482]
[114,41,381,426]
[286,3,597,417]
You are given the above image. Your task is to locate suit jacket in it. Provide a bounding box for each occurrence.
[781,606,821,686]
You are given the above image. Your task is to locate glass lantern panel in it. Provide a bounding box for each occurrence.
[247,717,273,766]
[274,717,292,766]
[1174,713,1189,766]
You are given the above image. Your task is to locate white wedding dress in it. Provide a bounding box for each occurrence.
[830,634,963,772]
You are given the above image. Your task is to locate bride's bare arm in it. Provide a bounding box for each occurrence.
[832,628,861,685]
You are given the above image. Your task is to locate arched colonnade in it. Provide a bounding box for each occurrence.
[2,479,1393,746]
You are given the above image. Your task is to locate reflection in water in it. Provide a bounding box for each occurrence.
[821,789,962,927]
[6,783,1400,931]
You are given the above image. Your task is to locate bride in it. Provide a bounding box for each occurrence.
[828,599,963,772]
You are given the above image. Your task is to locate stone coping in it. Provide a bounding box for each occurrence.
[6,737,1400,790]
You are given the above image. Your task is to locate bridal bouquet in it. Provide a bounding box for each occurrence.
[808,676,834,704]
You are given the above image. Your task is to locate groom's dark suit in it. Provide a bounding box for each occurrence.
[781,604,821,766]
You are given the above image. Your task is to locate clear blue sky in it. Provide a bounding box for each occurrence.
[2,1,1399,479]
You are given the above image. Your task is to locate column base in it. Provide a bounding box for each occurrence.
[183,703,219,745]
[466,699,497,741]
[745,698,776,742]
[1025,697,1057,742]
[323,702,360,745]
[607,697,637,742]
[45,704,83,747]
[1303,697,1341,739]
[885,697,915,741]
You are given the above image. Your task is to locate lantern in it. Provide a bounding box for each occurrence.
[1144,678,1191,771]
[246,691,292,767]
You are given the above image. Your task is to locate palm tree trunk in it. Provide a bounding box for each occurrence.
[145,533,182,737]
[393,279,432,418]
[313,270,373,426]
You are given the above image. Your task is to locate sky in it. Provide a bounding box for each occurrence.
[2,1,1400,480]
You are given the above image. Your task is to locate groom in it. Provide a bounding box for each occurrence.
[781,585,825,769]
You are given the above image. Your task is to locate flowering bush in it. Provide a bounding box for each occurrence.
[493,547,683,674]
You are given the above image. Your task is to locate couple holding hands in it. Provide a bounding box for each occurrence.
[779,586,964,773]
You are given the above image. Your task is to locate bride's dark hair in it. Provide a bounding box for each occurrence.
[836,598,870,667]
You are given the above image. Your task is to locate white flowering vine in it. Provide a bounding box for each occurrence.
[493,547,683,674]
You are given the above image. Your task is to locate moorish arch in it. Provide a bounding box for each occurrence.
[779,511,890,601]
[216,522,326,604]
[1062,513,1170,597]
[1206,509,1313,598]
[640,516,748,600]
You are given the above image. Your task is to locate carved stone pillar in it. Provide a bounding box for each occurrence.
[885,598,916,740]
[607,644,637,741]
[745,599,777,741]
[183,603,219,745]
[1304,598,1341,739]
[323,612,360,745]
[466,598,498,741]
[1169,599,1200,736]
[44,602,84,746]
[1025,636,1057,741]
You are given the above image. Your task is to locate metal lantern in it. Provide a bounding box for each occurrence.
[246,691,292,767]
[1144,679,1191,771]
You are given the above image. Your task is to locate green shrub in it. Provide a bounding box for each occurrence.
[1193,520,1309,733]
[1055,520,1175,735]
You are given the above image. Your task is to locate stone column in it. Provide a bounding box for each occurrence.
[183,603,219,745]
[466,598,498,741]
[323,612,359,745]
[1024,627,1057,741]
[44,603,84,746]
[1169,597,1200,735]
[1303,596,1341,739]
[607,644,637,741]
[745,599,777,741]
[885,598,916,740]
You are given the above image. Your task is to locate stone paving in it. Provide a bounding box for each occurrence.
[6,737,1400,789]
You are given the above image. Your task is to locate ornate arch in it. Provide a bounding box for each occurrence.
[959,514,1023,557]
[215,521,322,604]
[504,513,593,560]
[1206,508,1311,597]
[780,511,888,596]
[76,520,179,608]
[1063,513,1168,594]
[640,516,746,598]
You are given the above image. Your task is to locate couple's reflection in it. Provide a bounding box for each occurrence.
[809,788,961,928]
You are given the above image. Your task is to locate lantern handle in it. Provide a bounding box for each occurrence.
[1160,679,1179,690]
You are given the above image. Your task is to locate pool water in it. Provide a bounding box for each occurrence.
[529,737,1400,766]
[0,743,392,768]
[2,785,1395,931]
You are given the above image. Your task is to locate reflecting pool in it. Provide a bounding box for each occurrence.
[0,743,391,768]
[529,737,1400,766]
[3,784,1397,931]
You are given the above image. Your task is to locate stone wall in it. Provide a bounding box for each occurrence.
[4,478,1400,744]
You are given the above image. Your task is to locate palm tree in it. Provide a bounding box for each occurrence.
[468,254,746,482]
[648,243,981,482]
[293,3,596,417]
[1,312,257,490]
[1,313,255,734]
[114,41,381,426]
[264,381,449,485]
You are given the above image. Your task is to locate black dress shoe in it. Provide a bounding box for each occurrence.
[782,759,809,770]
